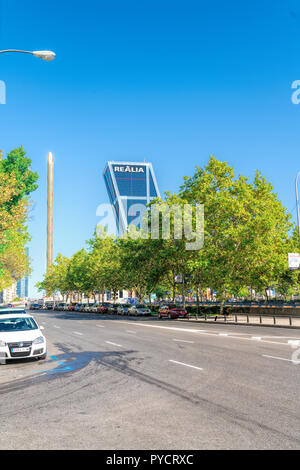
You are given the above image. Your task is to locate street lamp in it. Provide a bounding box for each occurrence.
[0,49,56,61]
[296,172,300,248]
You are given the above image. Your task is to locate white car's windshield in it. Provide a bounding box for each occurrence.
[0,317,38,332]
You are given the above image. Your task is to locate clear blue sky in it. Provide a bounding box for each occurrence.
[0,0,300,297]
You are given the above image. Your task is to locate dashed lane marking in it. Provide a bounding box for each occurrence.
[105,341,123,347]
[169,360,203,371]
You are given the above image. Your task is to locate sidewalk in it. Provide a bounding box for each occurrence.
[180,314,300,329]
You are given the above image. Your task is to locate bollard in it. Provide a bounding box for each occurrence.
[289,316,292,326]
[235,314,237,323]
[273,316,276,325]
[259,315,262,324]
[246,314,249,323]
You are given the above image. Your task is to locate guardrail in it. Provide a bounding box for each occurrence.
[183,313,300,327]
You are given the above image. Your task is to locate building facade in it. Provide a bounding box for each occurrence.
[0,281,17,304]
[16,276,29,299]
[103,161,160,235]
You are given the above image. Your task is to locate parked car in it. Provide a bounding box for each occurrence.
[83,304,93,312]
[107,303,119,314]
[80,304,89,312]
[117,304,131,315]
[56,303,65,311]
[68,303,77,311]
[0,313,47,361]
[128,304,151,316]
[63,304,70,311]
[158,304,187,319]
[90,303,100,313]
[30,303,41,310]
[45,301,55,310]
[75,304,82,312]
[97,303,111,314]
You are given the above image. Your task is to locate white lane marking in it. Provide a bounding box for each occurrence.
[262,355,300,364]
[96,325,105,328]
[126,330,136,334]
[173,339,194,344]
[288,340,300,347]
[261,336,300,339]
[73,331,83,336]
[252,336,262,340]
[106,341,122,347]
[169,360,203,371]
[53,325,60,329]
[219,333,228,336]
[116,321,293,346]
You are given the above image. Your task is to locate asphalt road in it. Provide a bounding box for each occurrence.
[0,310,300,450]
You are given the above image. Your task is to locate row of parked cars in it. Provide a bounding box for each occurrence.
[41,302,153,316]
[38,302,188,318]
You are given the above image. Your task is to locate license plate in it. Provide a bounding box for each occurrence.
[11,347,30,352]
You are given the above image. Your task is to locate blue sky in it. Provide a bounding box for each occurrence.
[0,0,300,297]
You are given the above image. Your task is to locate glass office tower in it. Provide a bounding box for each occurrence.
[103,161,160,235]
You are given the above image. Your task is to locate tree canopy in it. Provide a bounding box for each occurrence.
[0,147,38,290]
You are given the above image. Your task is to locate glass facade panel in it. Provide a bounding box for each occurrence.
[103,162,160,235]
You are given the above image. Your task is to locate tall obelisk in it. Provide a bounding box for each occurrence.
[47,152,54,270]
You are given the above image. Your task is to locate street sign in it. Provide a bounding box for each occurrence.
[288,253,300,270]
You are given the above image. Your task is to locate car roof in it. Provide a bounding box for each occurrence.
[0,313,34,320]
[0,308,27,314]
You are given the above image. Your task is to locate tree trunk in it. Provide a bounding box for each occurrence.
[196,287,200,316]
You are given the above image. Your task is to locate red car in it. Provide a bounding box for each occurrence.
[97,303,111,313]
[158,304,188,319]
[68,303,77,311]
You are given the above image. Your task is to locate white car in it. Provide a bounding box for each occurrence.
[0,314,47,363]
[128,304,151,316]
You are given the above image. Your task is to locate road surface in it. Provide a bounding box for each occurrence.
[0,310,299,450]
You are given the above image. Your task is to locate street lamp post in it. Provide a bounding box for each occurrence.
[0,48,56,277]
[296,172,300,248]
[0,49,56,61]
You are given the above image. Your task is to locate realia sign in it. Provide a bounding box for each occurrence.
[113,165,145,173]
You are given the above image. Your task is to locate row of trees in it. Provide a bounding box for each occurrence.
[38,157,300,304]
[0,147,38,291]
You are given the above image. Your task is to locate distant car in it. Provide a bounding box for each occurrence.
[55,303,65,311]
[128,304,151,316]
[75,304,82,312]
[83,304,93,312]
[68,303,77,311]
[63,304,70,311]
[5,303,15,308]
[97,303,111,314]
[80,304,89,312]
[45,302,54,310]
[117,304,130,315]
[107,303,119,314]
[30,303,42,310]
[158,304,187,319]
[0,313,47,362]
[89,303,100,313]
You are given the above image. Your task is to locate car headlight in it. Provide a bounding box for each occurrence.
[0,340,6,347]
[33,336,45,345]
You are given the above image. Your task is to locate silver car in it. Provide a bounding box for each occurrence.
[128,304,151,316]
[117,304,130,315]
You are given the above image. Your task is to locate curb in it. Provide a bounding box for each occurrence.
[177,319,300,329]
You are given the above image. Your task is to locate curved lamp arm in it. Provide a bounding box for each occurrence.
[0,50,56,61]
